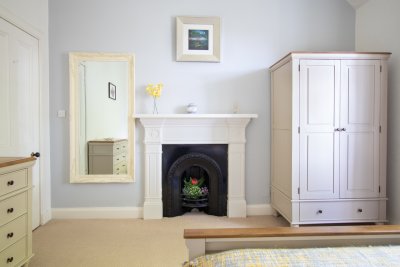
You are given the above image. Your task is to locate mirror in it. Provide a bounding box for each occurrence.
[69,52,135,183]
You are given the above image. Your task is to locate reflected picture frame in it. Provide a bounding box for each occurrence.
[176,16,221,62]
[108,82,116,100]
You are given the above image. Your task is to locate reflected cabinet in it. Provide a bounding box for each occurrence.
[270,52,390,226]
[88,139,128,175]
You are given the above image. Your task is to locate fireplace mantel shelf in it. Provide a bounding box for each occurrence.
[136,113,258,219]
[134,113,258,119]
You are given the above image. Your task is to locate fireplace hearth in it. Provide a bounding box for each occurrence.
[162,145,227,217]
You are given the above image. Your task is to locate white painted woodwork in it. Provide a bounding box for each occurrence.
[135,114,257,219]
[340,60,381,198]
[271,62,292,198]
[0,159,36,266]
[50,203,272,219]
[186,239,206,261]
[0,17,40,229]
[69,52,135,183]
[299,60,340,200]
[270,52,390,226]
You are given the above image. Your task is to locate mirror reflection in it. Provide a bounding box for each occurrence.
[70,52,134,183]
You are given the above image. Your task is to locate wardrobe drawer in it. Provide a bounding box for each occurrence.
[300,200,379,222]
[0,193,27,227]
[0,237,26,266]
[0,215,27,252]
[0,170,27,197]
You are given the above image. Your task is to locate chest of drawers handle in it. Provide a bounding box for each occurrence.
[358,208,363,213]
[7,208,14,213]
[7,232,14,238]
[7,180,14,186]
[7,256,14,263]
[317,210,323,214]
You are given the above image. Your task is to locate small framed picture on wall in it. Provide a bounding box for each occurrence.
[108,82,116,100]
[176,16,221,62]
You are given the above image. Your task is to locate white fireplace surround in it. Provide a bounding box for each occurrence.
[135,114,258,219]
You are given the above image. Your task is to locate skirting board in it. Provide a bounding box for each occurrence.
[52,204,273,219]
[52,207,144,219]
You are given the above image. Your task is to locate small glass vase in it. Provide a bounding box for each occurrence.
[152,97,158,114]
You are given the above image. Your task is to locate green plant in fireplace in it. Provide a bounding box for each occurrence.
[182,177,209,199]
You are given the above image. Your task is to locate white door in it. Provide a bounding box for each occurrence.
[340,60,381,198]
[299,60,340,199]
[0,17,40,229]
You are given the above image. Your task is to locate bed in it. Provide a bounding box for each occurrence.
[184,225,400,266]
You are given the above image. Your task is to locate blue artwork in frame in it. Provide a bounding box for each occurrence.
[188,29,209,51]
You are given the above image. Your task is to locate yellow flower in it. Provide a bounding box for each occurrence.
[146,83,164,98]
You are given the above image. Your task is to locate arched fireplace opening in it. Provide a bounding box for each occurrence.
[162,145,227,217]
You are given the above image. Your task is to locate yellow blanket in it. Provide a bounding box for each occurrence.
[184,246,400,267]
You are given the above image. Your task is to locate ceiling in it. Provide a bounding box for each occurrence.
[346,0,369,9]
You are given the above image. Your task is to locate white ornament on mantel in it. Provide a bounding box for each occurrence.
[186,103,198,114]
[134,113,258,219]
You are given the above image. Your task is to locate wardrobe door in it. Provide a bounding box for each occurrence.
[299,60,340,199]
[340,60,381,198]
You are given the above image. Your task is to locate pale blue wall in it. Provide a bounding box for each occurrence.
[49,0,355,208]
[356,0,400,224]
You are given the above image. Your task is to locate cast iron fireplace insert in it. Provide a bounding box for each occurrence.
[162,144,227,217]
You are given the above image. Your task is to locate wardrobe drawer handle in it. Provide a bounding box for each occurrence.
[7,180,14,186]
[7,208,14,213]
[7,232,14,238]
[7,257,13,263]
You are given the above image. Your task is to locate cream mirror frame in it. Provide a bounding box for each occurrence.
[69,52,135,183]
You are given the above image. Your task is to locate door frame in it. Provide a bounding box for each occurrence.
[0,6,52,225]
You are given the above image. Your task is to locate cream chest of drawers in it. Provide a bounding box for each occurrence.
[0,157,36,267]
[88,139,128,175]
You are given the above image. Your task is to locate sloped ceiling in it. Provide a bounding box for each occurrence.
[346,0,369,9]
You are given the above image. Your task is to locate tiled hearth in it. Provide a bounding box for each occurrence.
[135,114,257,219]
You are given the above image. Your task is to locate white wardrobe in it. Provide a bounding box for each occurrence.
[270,52,390,226]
